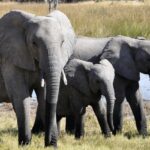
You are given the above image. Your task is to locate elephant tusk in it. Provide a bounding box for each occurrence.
[62,70,67,85]
[41,78,45,87]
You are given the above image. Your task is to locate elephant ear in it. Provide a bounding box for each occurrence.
[47,10,76,68]
[64,59,92,97]
[100,37,140,81]
[0,10,35,71]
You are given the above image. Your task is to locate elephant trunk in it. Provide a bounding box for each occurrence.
[104,81,115,132]
[44,52,61,147]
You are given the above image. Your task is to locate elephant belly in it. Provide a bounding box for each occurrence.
[0,72,9,103]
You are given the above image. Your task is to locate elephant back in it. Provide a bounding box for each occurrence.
[73,36,111,63]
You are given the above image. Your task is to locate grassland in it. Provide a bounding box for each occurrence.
[0,1,150,150]
[1,1,150,37]
[0,102,150,150]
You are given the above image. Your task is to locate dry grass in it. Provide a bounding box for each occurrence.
[0,1,150,149]
[59,2,150,37]
[0,102,150,150]
[1,1,150,37]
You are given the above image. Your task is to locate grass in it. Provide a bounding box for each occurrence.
[1,1,150,37]
[0,104,150,150]
[0,1,150,149]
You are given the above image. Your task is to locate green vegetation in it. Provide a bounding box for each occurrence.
[59,2,150,38]
[1,1,150,38]
[0,105,150,150]
[0,1,150,149]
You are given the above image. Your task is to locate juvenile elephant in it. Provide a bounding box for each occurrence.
[70,35,150,136]
[57,58,115,138]
[0,10,75,147]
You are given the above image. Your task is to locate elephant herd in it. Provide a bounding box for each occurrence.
[0,9,150,148]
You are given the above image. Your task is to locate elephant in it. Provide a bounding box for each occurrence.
[56,58,115,138]
[0,9,75,147]
[68,35,149,136]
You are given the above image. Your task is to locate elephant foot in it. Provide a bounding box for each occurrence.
[104,132,112,138]
[75,131,82,139]
[45,125,58,148]
[45,134,58,148]
[18,135,31,145]
[75,131,84,139]
[75,136,81,140]
[139,129,148,138]
[112,129,122,135]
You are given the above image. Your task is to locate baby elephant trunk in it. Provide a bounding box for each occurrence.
[103,80,115,132]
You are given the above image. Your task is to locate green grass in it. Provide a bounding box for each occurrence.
[1,1,150,38]
[0,1,150,149]
[0,105,150,150]
[59,3,150,38]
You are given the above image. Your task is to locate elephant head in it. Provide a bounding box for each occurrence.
[65,59,115,132]
[88,59,115,131]
[0,10,75,147]
[100,35,150,81]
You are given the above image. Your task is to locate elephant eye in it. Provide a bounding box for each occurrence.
[32,40,38,48]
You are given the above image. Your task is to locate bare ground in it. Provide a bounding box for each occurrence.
[0,99,150,119]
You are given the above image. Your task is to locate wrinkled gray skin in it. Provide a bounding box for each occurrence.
[0,10,75,147]
[56,59,115,138]
[70,35,150,136]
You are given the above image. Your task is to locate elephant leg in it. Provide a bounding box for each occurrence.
[2,65,31,145]
[91,100,111,137]
[126,82,147,136]
[14,97,31,145]
[113,97,125,134]
[32,87,45,134]
[74,113,85,139]
[65,114,75,134]
[113,75,126,135]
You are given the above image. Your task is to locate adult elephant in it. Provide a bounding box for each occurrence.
[70,35,149,136]
[0,10,75,147]
[57,59,115,138]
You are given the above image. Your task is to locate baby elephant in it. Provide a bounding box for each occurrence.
[57,58,115,138]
